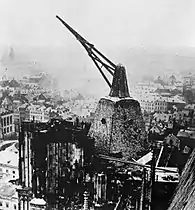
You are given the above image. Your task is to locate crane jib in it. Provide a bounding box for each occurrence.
[56,15,116,87]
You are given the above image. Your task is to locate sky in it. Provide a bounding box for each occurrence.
[1,0,195,49]
[1,0,195,95]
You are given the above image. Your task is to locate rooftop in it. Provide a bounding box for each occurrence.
[0,183,17,198]
[30,198,46,206]
[0,141,18,167]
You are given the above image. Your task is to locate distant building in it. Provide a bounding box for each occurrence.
[16,104,28,123]
[0,141,19,179]
[167,96,186,111]
[0,183,18,210]
[139,94,186,113]
[175,81,183,91]
[25,105,49,122]
[168,75,176,86]
[1,111,15,137]
[183,73,194,87]
[1,96,13,111]
[133,82,157,95]
[8,79,20,91]
[139,96,167,113]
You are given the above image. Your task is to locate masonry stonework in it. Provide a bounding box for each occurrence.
[88,97,146,160]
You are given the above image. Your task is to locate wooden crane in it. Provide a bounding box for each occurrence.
[56,15,116,88]
[56,15,130,98]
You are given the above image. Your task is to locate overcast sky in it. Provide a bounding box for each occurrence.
[1,0,195,49]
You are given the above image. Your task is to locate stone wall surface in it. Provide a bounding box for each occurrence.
[168,149,195,210]
[88,97,146,160]
[88,98,114,154]
[111,99,146,159]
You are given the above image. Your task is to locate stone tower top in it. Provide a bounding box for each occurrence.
[109,64,130,98]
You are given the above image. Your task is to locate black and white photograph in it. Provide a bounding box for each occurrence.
[0,0,195,209]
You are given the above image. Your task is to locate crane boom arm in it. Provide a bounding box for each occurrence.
[56,15,116,87]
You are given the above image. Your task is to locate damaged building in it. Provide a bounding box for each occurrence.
[88,65,146,159]
[17,120,93,209]
[16,16,150,210]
